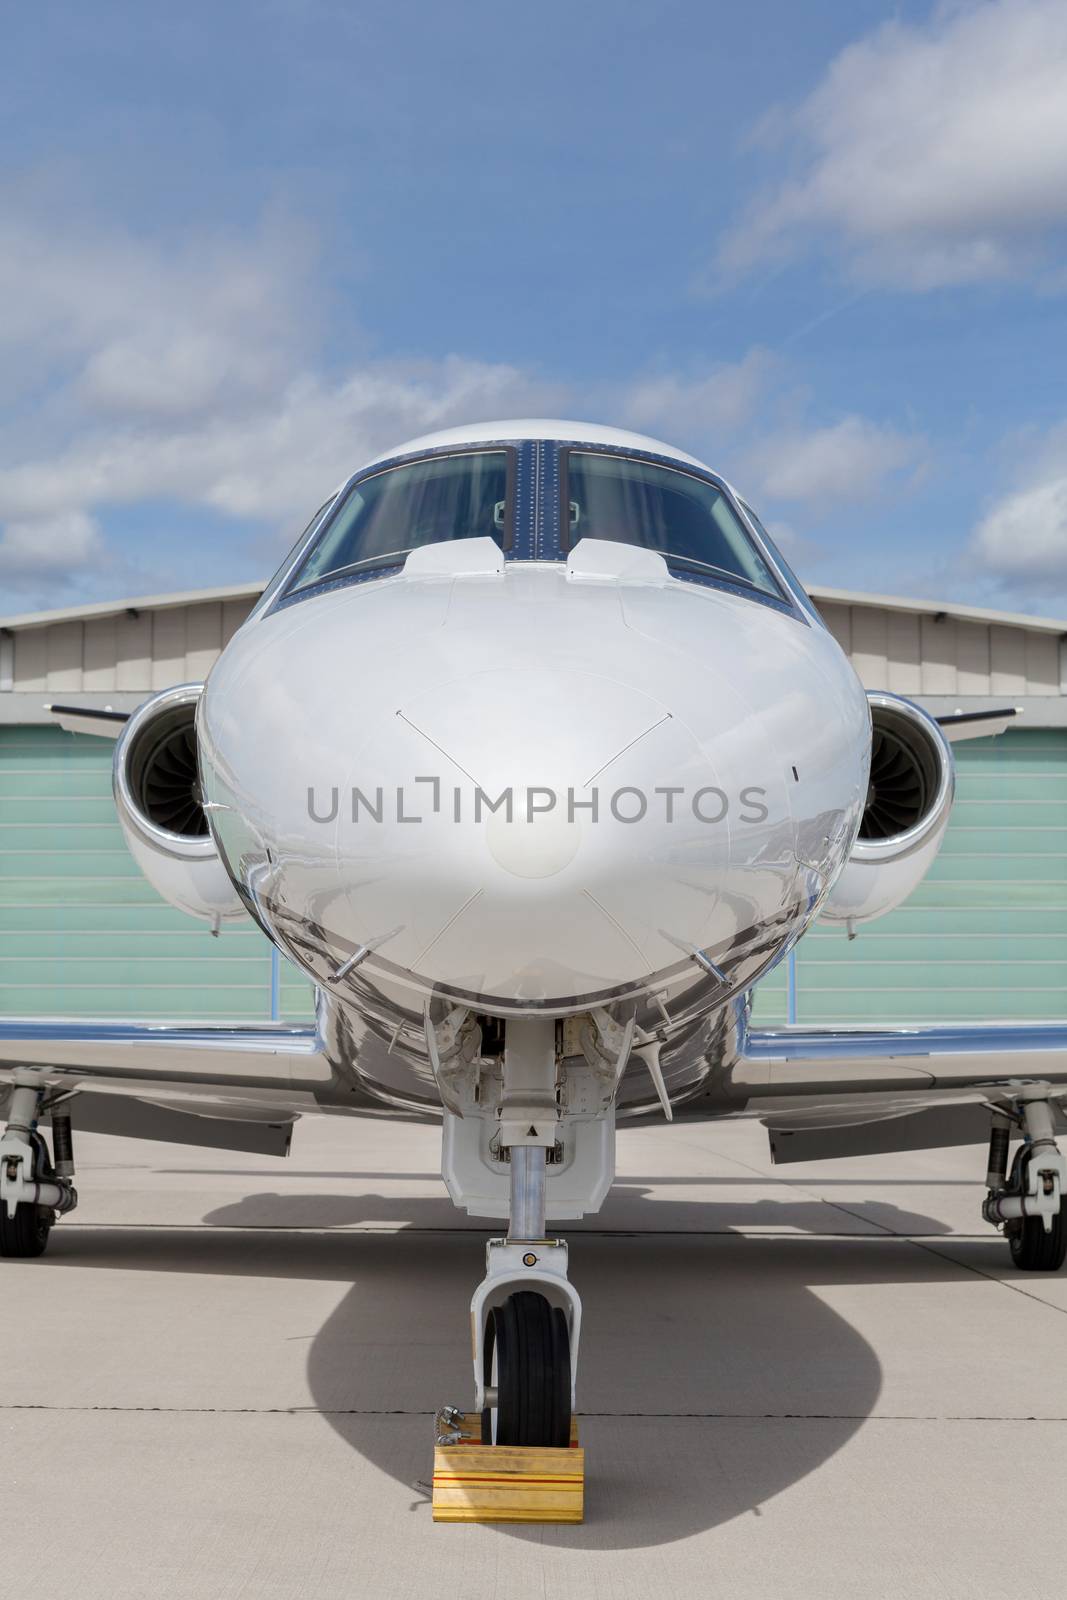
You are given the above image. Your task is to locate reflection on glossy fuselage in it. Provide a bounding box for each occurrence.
[200,544,868,1111]
[199,422,870,1115]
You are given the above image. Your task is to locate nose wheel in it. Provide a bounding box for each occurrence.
[481,1289,572,1447]
[465,1019,583,1452]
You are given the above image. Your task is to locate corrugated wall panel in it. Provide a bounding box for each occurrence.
[1024,632,1059,693]
[83,616,118,691]
[13,629,47,691]
[990,626,1028,696]
[151,609,187,691]
[4,595,1059,695]
[185,604,222,679]
[887,612,921,695]
[919,614,956,694]
[115,612,153,689]
[956,621,991,694]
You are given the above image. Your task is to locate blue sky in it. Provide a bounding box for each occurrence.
[3,0,1067,614]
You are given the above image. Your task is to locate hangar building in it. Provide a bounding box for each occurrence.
[1,581,1064,1026]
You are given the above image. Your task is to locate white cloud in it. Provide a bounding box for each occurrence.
[0,204,773,561]
[0,196,926,607]
[80,333,249,418]
[0,358,565,531]
[0,204,565,590]
[0,212,313,419]
[971,476,1067,583]
[719,0,1067,289]
[0,343,893,551]
[618,348,775,446]
[743,415,925,509]
[960,418,1067,602]
[0,510,105,586]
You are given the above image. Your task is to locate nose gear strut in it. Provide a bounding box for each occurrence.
[470,1019,582,1449]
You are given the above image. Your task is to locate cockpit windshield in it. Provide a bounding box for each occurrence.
[563,451,782,598]
[286,449,510,595]
[277,441,794,609]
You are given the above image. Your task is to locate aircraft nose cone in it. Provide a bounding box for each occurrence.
[485,792,583,879]
[199,568,865,1012]
[289,662,796,1007]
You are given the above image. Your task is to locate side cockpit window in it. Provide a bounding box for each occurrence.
[284,449,512,599]
[562,451,783,599]
[738,498,812,607]
[252,496,337,616]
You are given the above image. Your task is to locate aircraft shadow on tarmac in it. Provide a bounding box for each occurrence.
[200,1180,952,1238]
[204,1181,948,1548]
[43,1181,978,1549]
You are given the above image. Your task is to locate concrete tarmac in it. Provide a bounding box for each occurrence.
[5,1112,1065,1599]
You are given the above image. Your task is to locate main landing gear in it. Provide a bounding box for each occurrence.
[0,1072,78,1259]
[982,1081,1067,1271]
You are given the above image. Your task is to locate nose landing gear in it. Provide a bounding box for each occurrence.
[469,1020,581,1449]
[982,1082,1067,1271]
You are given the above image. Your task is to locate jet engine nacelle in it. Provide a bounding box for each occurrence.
[113,684,245,925]
[820,692,955,929]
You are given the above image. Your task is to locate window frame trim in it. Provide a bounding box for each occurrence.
[735,495,825,630]
[249,494,338,621]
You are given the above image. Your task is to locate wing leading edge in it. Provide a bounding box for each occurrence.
[738,1017,1067,1095]
[724,1012,1067,1162]
[5,1010,1067,1163]
[0,1017,327,1092]
[0,1018,336,1156]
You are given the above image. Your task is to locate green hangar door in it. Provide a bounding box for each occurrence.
[0,724,312,1021]
[755,727,1067,1024]
[0,724,1065,1026]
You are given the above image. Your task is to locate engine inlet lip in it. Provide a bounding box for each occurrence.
[851,692,955,864]
[112,683,216,856]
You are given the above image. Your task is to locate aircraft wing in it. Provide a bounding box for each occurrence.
[716,1014,1067,1162]
[46,703,131,738]
[0,1017,382,1152]
[934,706,1020,742]
[0,1016,324,1085]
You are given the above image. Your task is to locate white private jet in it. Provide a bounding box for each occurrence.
[2,419,1061,1451]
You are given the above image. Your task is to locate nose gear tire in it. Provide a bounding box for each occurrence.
[481,1289,572,1448]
